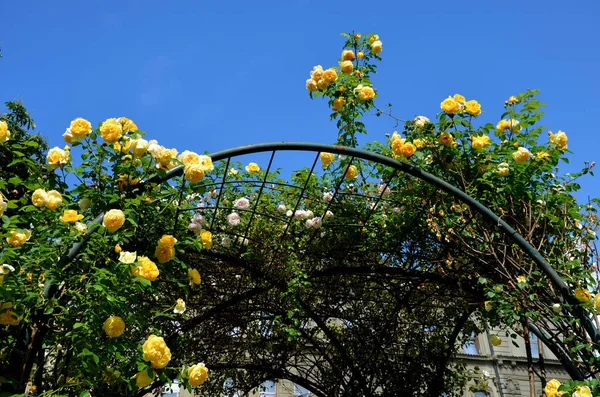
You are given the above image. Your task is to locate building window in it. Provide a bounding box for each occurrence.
[294,383,311,396]
[473,392,489,397]
[223,378,240,397]
[259,380,277,397]
[529,331,539,359]
[463,332,480,355]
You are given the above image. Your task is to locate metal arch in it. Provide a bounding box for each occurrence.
[50,141,597,380]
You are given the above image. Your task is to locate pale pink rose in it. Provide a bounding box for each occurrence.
[227,212,241,226]
[234,197,250,210]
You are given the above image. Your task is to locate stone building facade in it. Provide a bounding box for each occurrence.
[158,328,571,397]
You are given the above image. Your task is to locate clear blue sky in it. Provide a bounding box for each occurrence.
[1,0,599,199]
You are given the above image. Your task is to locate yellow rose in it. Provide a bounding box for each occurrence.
[200,229,212,249]
[369,34,379,44]
[358,86,375,101]
[118,251,137,264]
[189,268,201,285]
[341,50,355,61]
[357,50,364,59]
[536,151,551,161]
[332,97,346,111]
[32,189,48,207]
[490,334,501,346]
[507,95,519,104]
[453,94,466,104]
[306,78,318,92]
[60,210,84,223]
[0,302,22,326]
[0,195,7,217]
[158,235,177,247]
[103,209,125,232]
[154,146,178,169]
[114,243,122,253]
[471,135,491,150]
[177,150,200,166]
[544,379,564,397]
[345,165,358,180]
[46,190,63,210]
[63,128,75,143]
[47,147,70,169]
[116,174,140,191]
[103,315,125,338]
[497,162,509,177]
[135,369,154,388]
[0,120,11,143]
[100,118,123,143]
[117,117,138,132]
[69,117,93,140]
[440,97,460,114]
[155,244,175,263]
[548,130,568,150]
[131,138,149,157]
[594,294,600,311]
[7,230,32,247]
[188,363,209,387]
[143,335,171,369]
[113,137,131,153]
[196,155,213,172]
[496,119,510,131]
[317,79,329,90]
[517,275,527,284]
[465,100,482,116]
[438,132,454,146]
[340,60,354,74]
[512,147,531,163]
[399,142,416,158]
[413,139,424,148]
[575,287,592,303]
[310,65,324,81]
[245,162,260,173]
[323,68,338,83]
[320,152,335,169]
[132,256,159,281]
[74,222,87,234]
[184,164,205,183]
[573,386,592,397]
[371,40,383,54]
[391,138,405,156]
[484,301,493,312]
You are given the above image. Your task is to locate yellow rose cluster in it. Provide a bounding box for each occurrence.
[131,256,159,281]
[390,132,416,159]
[188,363,209,387]
[440,94,481,116]
[306,65,338,92]
[142,334,171,369]
[99,118,124,144]
[32,189,63,209]
[103,315,125,338]
[0,120,12,143]
[470,135,491,151]
[548,130,568,150]
[496,118,521,133]
[180,150,213,184]
[155,234,176,263]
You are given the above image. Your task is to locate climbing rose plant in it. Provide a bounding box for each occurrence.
[0,31,599,397]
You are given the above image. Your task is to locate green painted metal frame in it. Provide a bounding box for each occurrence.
[47,141,596,381]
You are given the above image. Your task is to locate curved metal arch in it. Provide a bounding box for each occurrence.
[50,141,596,381]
